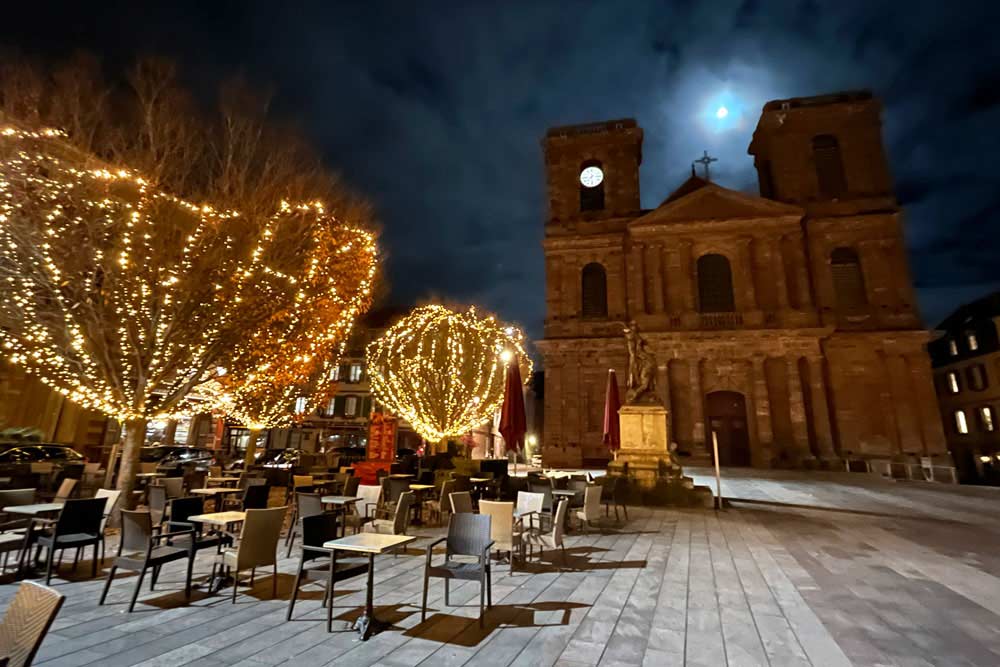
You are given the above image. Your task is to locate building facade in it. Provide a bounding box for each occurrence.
[928,293,1000,484]
[536,91,948,469]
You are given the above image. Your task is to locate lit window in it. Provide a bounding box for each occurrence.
[349,364,362,382]
[968,333,979,351]
[328,365,340,381]
[294,397,308,414]
[326,398,336,415]
[344,396,357,417]
[947,372,960,394]
[969,364,988,391]
[949,339,958,356]
[955,410,969,434]
[981,406,995,432]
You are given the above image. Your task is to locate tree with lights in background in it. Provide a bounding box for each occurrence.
[365,305,531,454]
[209,202,378,466]
[0,55,378,505]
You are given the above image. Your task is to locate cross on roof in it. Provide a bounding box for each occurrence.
[693,150,718,181]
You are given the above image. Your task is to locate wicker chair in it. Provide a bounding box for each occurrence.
[28,497,107,584]
[368,492,414,552]
[93,488,122,561]
[287,514,368,632]
[166,497,231,555]
[99,509,196,612]
[524,498,569,563]
[422,513,494,627]
[343,485,381,535]
[159,477,184,499]
[147,485,168,527]
[425,480,454,526]
[449,491,474,515]
[342,475,360,498]
[527,481,553,514]
[216,506,287,602]
[515,491,545,531]
[479,500,523,565]
[574,486,602,532]
[0,581,64,667]
[285,492,326,558]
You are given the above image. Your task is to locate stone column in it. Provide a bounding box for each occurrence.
[805,356,836,460]
[751,356,773,449]
[664,246,681,315]
[738,237,757,311]
[627,242,646,318]
[789,237,812,308]
[689,358,706,454]
[646,243,665,313]
[786,356,812,461]
[771,236,789,309]
[680,239,696,312]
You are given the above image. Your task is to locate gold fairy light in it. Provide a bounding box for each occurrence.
[365,305,531,444]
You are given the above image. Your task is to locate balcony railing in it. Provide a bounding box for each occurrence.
[698,312,743,329]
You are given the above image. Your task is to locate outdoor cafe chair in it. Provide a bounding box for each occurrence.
[449,491,474,515]
[524,498,569,563]
[183,469,207,494]
[425,480,454,526]
[216,506,287,602]
[0,581,65,667]
[575,486,602,532]
[147,485,168,527]
[602,476,629,521]
[342,474,360,498]
[159,477,184,499]
[28,496,107,584]
[93,488,122,561]
[287,513,368,632]
[368,492,414,553]
[479,500,524,566]
[515,491,545,531]
[241,483,270,510]
[0,490,36,533]
[99,509,196,613]
[166,496,230,554]
[343,484,381,535]
[422,513,494,627]
[41,478,76,504]
[285,492,326,557]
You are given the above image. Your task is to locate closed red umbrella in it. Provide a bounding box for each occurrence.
[603,369,622,457]
[499,360,527,457]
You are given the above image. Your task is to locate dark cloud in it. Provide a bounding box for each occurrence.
[2,0,998,338]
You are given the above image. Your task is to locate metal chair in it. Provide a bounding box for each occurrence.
[99,509,196,612]
[28,497,107,584]
[449,491,474,515]
[422,513,494,627]
[287,514,368,632]
[524,498,569,563]
[0,581,65,667]
[216,506,287,602]
[343,485,381,535]
[285,492,326,557]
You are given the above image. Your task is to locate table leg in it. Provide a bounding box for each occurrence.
[353,553,387,640]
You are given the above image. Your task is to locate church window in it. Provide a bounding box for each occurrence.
[812,135,847,198]
[579,160,605,212]
[830,247,867,311]
[581,262,608,318]
[696,253,735,313]
[954,410,969,435]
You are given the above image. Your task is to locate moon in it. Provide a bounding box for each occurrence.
[716,106,729,119]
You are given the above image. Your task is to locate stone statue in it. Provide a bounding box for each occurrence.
[623,320,660,405]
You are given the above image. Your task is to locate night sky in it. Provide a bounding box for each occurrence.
[3,1,999,342]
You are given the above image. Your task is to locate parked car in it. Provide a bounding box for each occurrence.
[140,445,214,471]
[0,443,86,487]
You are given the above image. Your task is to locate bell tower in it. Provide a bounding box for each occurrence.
[542,119,643,227]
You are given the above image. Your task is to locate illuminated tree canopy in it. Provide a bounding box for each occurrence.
[366,304,531,444]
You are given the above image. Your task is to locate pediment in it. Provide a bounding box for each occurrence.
[631,182,803,227]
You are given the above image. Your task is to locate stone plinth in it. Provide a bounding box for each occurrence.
[615,403,669,490]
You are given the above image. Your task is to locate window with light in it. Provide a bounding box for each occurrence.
[294,396,308,414]
[980,406,995,432]
[947,372,960,394]
[344,396,357,417]
[967,332,979,351]
[948,339,958,356]
[955,410,969,434]
[349,364,363,383]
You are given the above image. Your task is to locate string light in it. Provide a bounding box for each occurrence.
[0,126,377,426]
[365,304,531,444]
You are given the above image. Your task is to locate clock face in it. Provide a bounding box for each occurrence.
[580,166,604,188]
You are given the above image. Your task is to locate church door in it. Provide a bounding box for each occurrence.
[706,391,751,467]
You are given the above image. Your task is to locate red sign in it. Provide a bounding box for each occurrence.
[367,413,397,462]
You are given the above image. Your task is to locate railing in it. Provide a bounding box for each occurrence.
[698,312,743,329]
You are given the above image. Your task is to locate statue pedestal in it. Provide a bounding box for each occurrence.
[611,404,669,490]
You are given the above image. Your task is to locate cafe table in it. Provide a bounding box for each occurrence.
[319,496,362,537]
[187,511,247,592]
[407,484,435,525]
[206,476,241,487]
[191,487,243,511]
[2,503,63,516]
[322,533,417,640]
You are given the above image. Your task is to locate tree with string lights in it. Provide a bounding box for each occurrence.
[365,304,531,453]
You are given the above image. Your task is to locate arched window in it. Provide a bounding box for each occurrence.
[579,159,605,212]
[830,247,867,311]
[581,262,608,318]
[812,135,847,198]
[697,254,735,313]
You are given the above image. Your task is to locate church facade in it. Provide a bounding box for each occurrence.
[535,91,949,469]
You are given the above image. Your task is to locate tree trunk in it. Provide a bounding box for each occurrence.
[244,428,261,468]
[116,417,148,510]
[162,419,178,446]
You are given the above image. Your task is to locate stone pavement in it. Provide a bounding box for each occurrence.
[3,469,1000,666]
